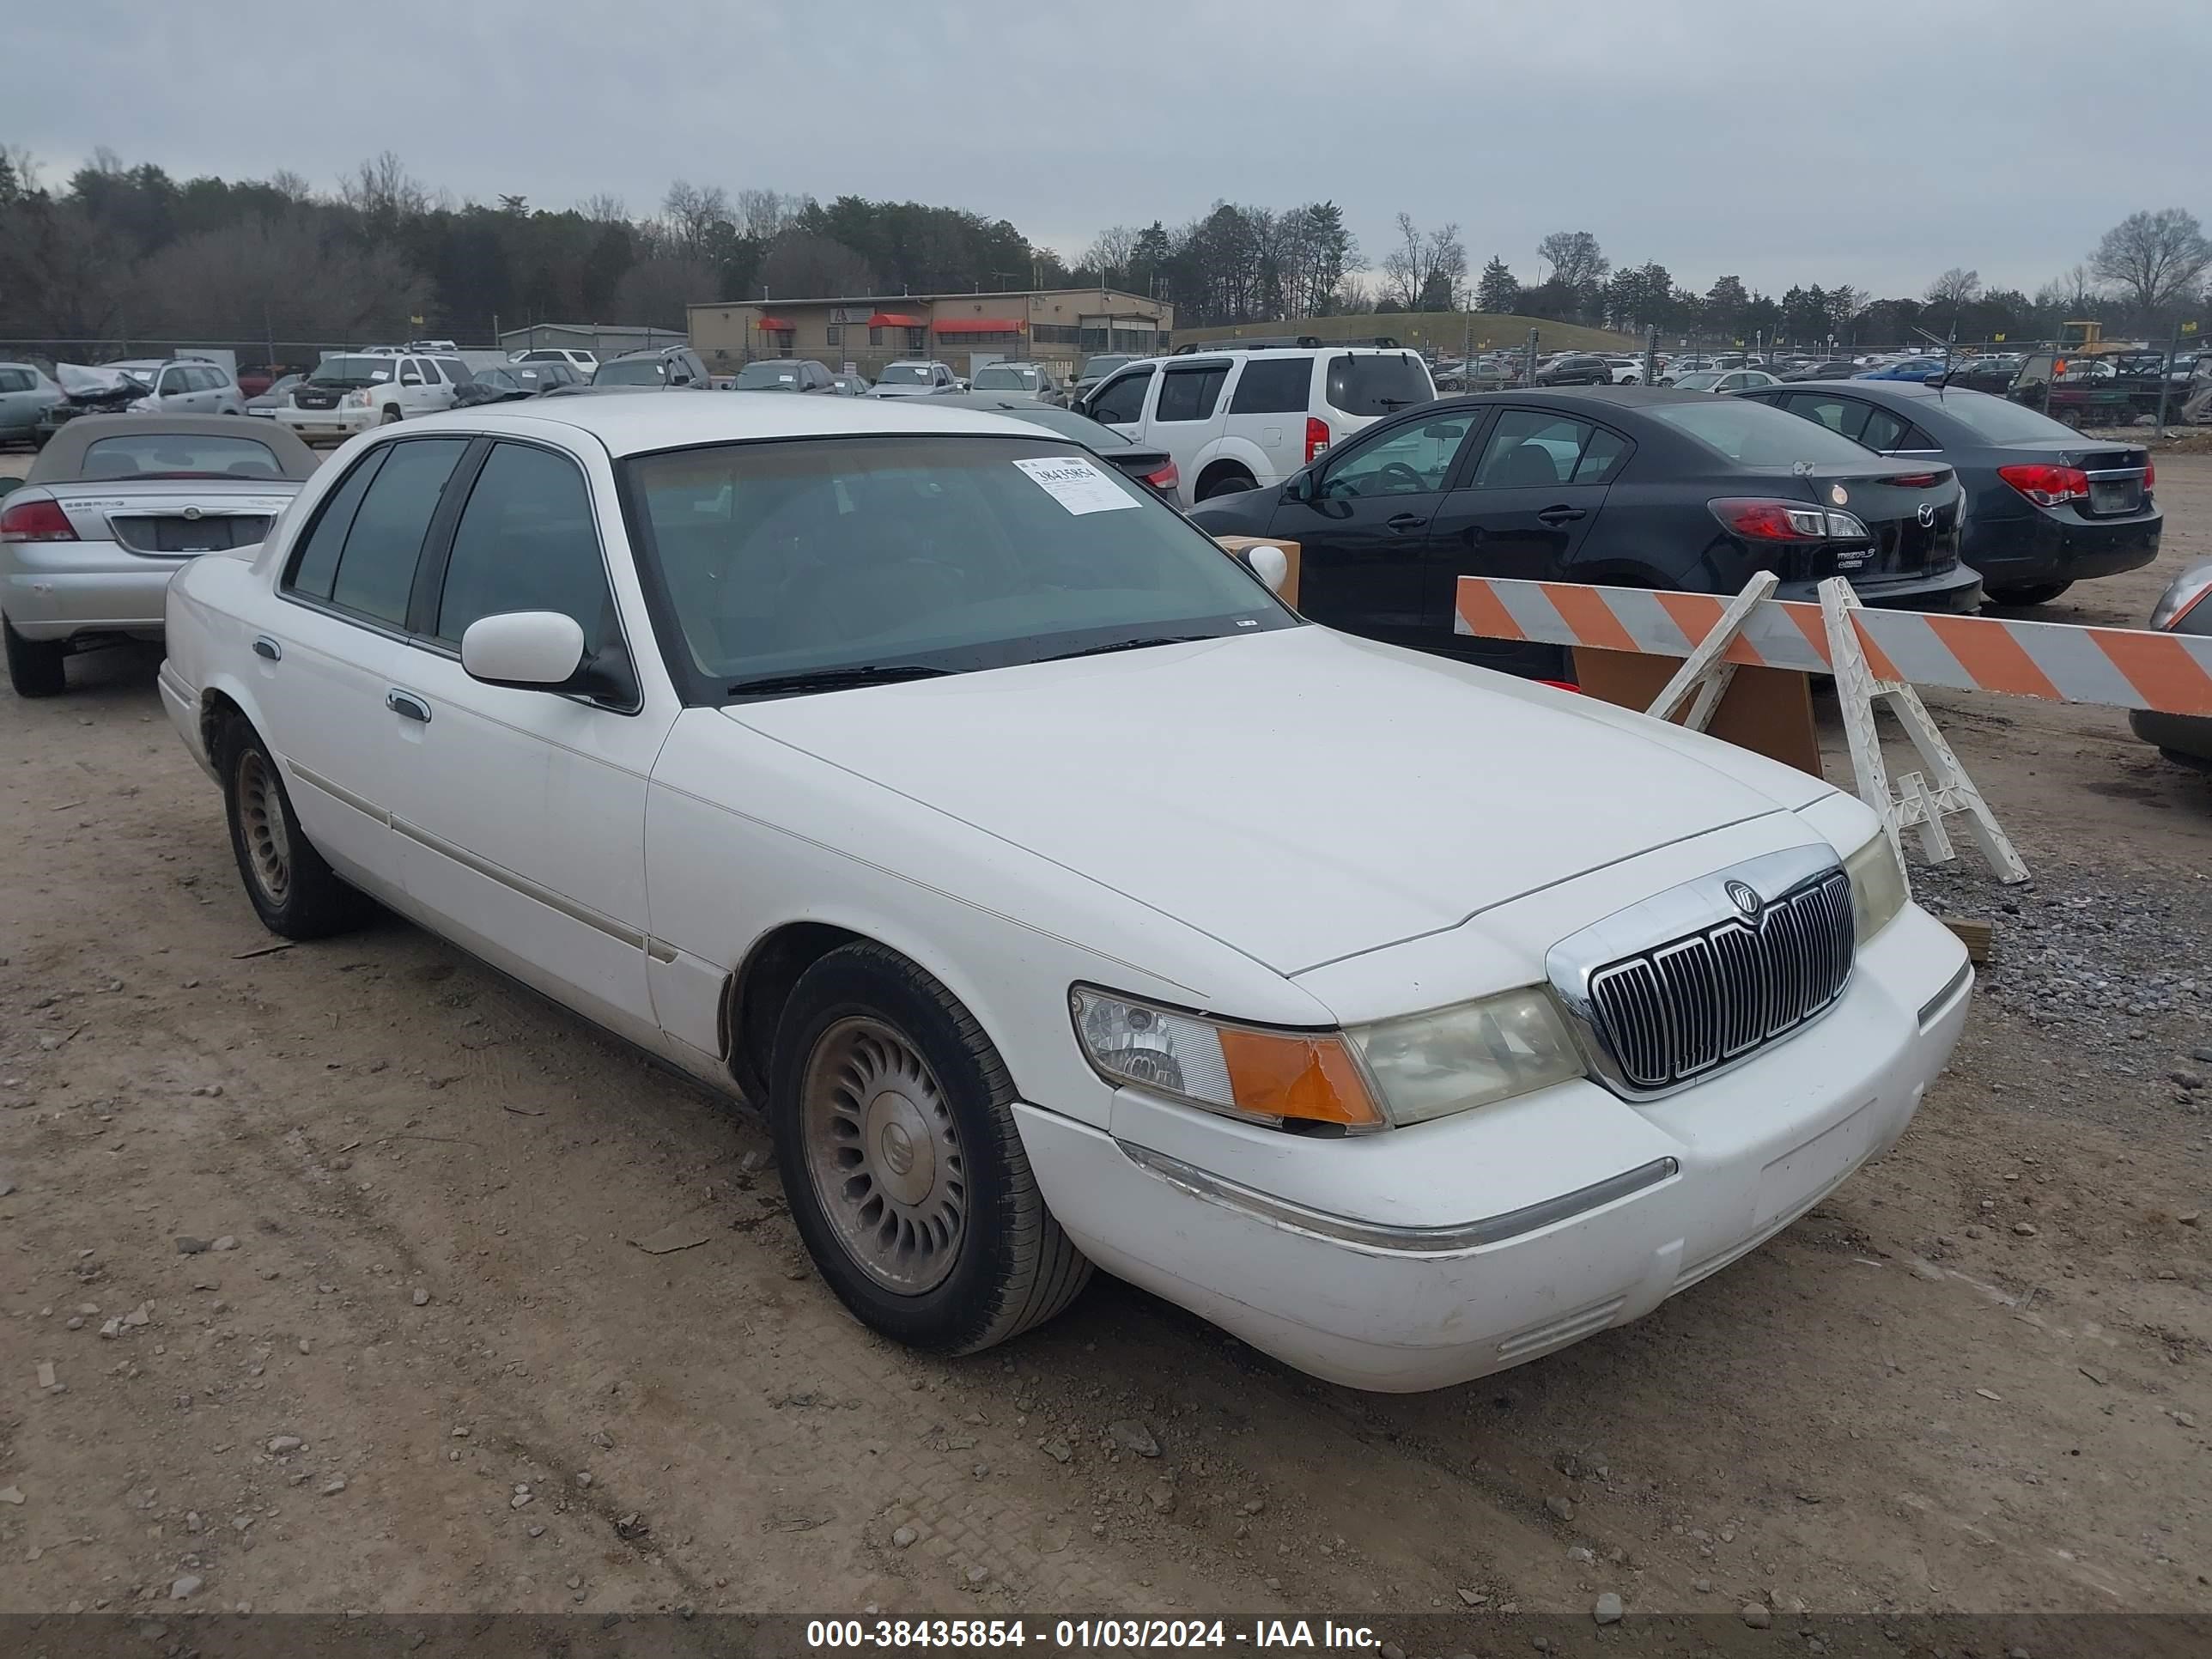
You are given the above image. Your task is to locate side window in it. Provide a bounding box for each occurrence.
[1572,427,1630,483]
[1230,360,1309,416]
[1469,411,1606,489]
[1320,414,1478,498]
[437,357,471,385]
[434,442,612,656]
[0,368,25,392]
[398,358,424,386]
[1154,364,1230,422]
[286,449,391,601]
[325,439,468,625]
[1857,407,1912,452]
[417,360,444,386]
[1897,425,1941,451]
[1783,395,1869,441]
[1088,367,1152,425]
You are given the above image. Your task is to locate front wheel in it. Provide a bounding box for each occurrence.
[1985,580,2072,607]
[4,617,67,698]
[216,715,371,939]
[772,942,1091,1354]
[380,406,403,425]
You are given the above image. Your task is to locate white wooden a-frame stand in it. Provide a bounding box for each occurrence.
[1647,573,2030,886]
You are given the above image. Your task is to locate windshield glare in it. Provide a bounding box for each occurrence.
[879,365,934,383]
[1648,398,1885,465]
[625,434,1292,696]
[735,362,804,388]
[972,366,1037,389]
[595,358,669,385]
[312,357,392,385]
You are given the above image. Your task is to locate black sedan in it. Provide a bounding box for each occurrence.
[1187,386,1978,675]
[931,392,1180,498]
[2130,559,2212,772]
[1735,380,2159,606]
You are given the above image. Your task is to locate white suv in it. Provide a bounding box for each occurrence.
[277,352,471,441]
[1079,347,1437,504]
[511,347,600,375]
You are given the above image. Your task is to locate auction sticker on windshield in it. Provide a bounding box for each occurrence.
[1012,455,1136,515]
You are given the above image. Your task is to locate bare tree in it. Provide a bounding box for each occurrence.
[338,152,429,222]
[266,169,315,204]
[1380,211,1425,309]
[611,255,720,328]
[129,214,430,340]
[1332,274,1376,313]
[2090,209,2212,318]
[661,179,732,258]
[735,188,804,240]
[2035,262,2102,313]
[2,143,43,196]
[579,192,629,224]
[1925,266,1981,308]
[759,228,873,298]
[1083,224,1141,282]
[1534,230,1608,293]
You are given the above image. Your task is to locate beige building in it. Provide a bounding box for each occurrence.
[687,289,1173,380]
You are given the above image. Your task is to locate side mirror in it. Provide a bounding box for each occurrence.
[1285,471,1317,503]
[1246,544,1291,595]
[399,373,422,387]
[461,611,586,689]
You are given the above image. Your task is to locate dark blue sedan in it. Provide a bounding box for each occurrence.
[1734,380,2160,606]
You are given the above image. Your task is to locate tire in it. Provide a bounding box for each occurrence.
[771,941,1091,1354]
[2056,407,2084,430]
[1195,467,1256,501]
[4,616,67,698]
[214,714,370,939]
[380,406,402,425]
[1985,580,2072,606]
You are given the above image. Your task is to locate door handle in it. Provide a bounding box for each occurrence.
[1386,512,1429,532]
[252,636,281,661]
[386,690,432,724]
[1536,506,1587,526]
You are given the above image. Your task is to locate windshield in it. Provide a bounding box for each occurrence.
[1646,398,1887,466]
[972,365,1039,390]
[1928,391,2086,444]
[1674,372,1724,390]
[595,357,671,386]
[476,368,521,391]
[623,434,1293,697]
[1326,352,1434,415]
[1078,356,1132,381]
[734,362,805,389]
[878,364,935,384]
[80,434,286,481]
[311,356,394,386]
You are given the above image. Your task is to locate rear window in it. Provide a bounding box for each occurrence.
[1928,392,2085,444]
[1325,353,1433,416]
[595,358,670,386]
[972,365,1040,390]
[80,434,285,480]
[878,364,936,385]
[736,362,805,388]
[1644,398,1883,466]
[1228,358,1313,414]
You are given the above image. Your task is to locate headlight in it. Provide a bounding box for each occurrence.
[345,389,372,409]
[1845,830,1909,943]
[1346,989,1585,1125]
[1071,984,1586,1131]
[2148,558,2212,632]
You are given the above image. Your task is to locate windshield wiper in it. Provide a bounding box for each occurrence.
[1041,635,1207,662]
[726,664,952,697]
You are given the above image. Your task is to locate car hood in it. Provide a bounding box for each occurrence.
[726,626,1827,975]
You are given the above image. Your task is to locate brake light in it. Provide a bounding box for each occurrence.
[0,499,77,542]
[1996,463,2088,507]
[2144,458,2155,491]
[1305,416,1330,463]
[1881,472,1943,489]
[1708,497,1869,542]
[1141,460,1179,493]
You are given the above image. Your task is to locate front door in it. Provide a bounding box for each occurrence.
[384,437,676,1046]
[1276,410,1483,647]
[1420,408,1629,669]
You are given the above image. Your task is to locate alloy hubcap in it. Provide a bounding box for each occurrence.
[236,750,291,905]
[801,1016,966,1295]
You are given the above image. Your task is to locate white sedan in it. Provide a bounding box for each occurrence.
[158,395,1972,1391]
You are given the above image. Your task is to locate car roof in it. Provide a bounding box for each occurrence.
[24,412,320,483]
[391,391,1071,454]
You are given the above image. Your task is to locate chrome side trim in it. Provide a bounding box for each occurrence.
[389,816,646,951]
[1917,959,1974,1030]
[1115,1140,1679,1255]
[287,761,391,827]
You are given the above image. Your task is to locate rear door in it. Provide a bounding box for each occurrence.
[1423,405,1629,589]
[1150,358,1231,503]
[1221,356,1316,488]
[1275,408,1484,645]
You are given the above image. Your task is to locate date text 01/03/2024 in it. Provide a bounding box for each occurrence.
[805,1619,1380,1650]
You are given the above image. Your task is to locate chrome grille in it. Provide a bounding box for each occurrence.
[1585,870,1854,1091]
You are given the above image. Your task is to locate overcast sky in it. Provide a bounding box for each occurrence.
[11,0,2208,301]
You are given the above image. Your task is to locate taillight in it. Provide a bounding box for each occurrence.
[0,499,77,543]
[1997,462,2089,507]
[1142,460,1179,493]
[1708,497,1869,542]
[2144,458,2155,491]
[1305,416,1330,463]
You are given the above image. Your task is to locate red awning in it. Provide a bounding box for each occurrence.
[755,316,793,331]
[934,318,1025,335]
[867,312,927,328]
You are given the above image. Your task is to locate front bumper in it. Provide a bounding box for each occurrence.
[1018,906,1972,1391]
[278,405,375,440]
[3,540,181,640]
[2130,707,2212,768]
[1966,507,2161,589]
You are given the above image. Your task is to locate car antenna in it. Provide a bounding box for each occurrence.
[1790,457,1825,509]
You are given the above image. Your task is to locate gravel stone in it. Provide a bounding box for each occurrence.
[266,1437,303,1455]
[892,1526,918,1548]
[411,1287,431,1306]
[1546,1494,1577,1522]
[1741,1603,1773,1629]
[1593,1592,1624,1625]
[170,1576,203,1600]
[211,1236,237,1251]
[1107,1419,1159,1457]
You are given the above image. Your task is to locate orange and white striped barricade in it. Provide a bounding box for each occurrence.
[1460,569,2212,887]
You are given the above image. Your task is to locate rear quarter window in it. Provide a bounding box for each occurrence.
[1228,358,1314,414]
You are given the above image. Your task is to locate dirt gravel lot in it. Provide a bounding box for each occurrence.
[1,447,2208,1626]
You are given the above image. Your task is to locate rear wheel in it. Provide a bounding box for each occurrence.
[2056,406,2085,430]
[1985,580,2072,607]
[216,714,370,939]
[772,941,1091,1354]
[1195,465,1256,501]
[3,617,67,698]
